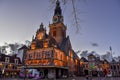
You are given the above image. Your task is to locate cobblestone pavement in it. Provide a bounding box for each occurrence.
[1,77,120,80]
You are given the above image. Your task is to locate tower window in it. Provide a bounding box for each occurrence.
[43,41,49,48]
[5,57,9,63]
[53,31,56,37]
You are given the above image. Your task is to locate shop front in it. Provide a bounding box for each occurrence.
[38,68,68,79]
[26,66,68,79]
[4,69,20,78]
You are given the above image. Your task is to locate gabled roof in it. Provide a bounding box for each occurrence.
[88,53,97,59]
[80,57,88,62]
[111,59,117,63]
[59,36,71,55]
[71,49,79,59]
[0,53,22,64]
[88,53,94,57]
[104,59,109,62]
[36,23,46,33]
[18,45,28,50]
[30,34,58,49]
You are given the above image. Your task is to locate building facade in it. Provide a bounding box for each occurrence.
[79,57,89,76]
[0,54,22,78]
[24,0,80,79]
[80,54,111,77]
[110,60,120,77]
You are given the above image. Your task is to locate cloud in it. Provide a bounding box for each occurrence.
[91,42,99,47]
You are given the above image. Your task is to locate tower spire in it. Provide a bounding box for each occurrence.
[54,0,62,15]
[52,0,64,23]
[50,0,66,44]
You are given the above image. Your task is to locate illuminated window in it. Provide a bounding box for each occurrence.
[31,43,36,49]
[9,64,12,69]
[43,41,48,48]
[37,32,44,40]
[69,51,73,58]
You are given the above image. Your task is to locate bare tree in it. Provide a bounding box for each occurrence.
[49,0,86,33]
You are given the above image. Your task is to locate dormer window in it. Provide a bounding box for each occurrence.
[5,57,9,63]
[14,59,19,64]
[31,42,36,50]
[43,41,49,48]
[37,32,44,40]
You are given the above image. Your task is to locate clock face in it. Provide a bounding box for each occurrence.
[53,16,58,23]
[60,17,63,22]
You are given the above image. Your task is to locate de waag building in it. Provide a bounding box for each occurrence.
[25,0,80,78]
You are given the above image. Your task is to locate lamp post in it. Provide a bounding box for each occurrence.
[23,65,26,80]
[23,56,28,80]
[22,48,27,80]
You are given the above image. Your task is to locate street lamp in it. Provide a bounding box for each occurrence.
[22,48,27,80]
[23,60,27,80]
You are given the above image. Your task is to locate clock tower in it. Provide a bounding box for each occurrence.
[52,0,63,23]
[24,0,80,77]
[49,0,67,45]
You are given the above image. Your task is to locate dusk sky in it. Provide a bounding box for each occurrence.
[0,0,120,56]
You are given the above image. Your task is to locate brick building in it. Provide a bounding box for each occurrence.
[0,53,22,78]
[24,0,80,79]
[79,54,111,77]
[110,59,120,77]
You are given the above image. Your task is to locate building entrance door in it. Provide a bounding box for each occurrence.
[44,69,48,78]
[84,70,88,76]
[39,70,44,78]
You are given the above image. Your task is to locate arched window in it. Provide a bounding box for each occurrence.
[53,31,56,37]
[117,65,119,69]
[111,65,113,69]
[114,65,116,70]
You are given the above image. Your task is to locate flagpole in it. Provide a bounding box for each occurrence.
[110,46,112,57]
